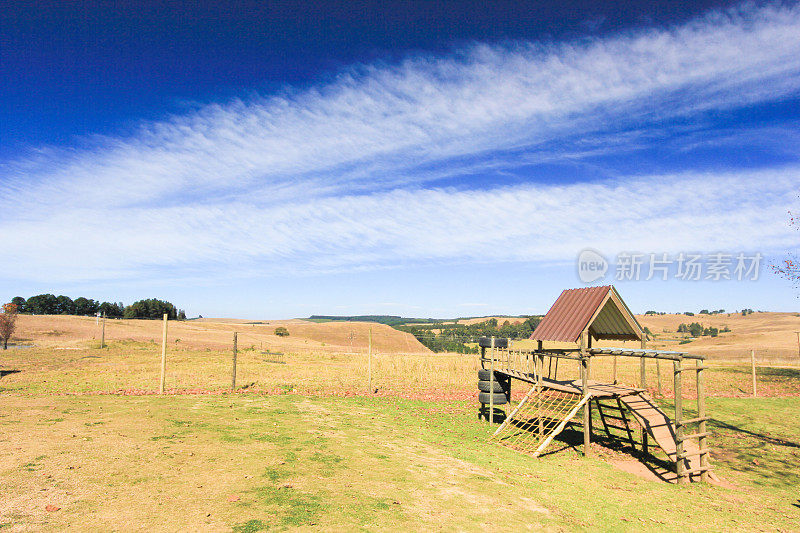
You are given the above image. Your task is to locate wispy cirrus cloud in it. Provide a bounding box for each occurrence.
[4,166,798,282]
[2,2,800,283]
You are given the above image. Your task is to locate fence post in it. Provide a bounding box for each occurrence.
[751,349,757,398]
[159,314,168,394]
[101,312,106,348]
[612,355,618,384]
[656,359,662,397]
[796,331,800,360]
[231,332,238,390]
[368,327,372,393]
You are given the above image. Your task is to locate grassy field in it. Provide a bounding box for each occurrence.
[1,315,799,531]
[1,394,798,531]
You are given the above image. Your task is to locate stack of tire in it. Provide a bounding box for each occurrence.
[478,337,510,422]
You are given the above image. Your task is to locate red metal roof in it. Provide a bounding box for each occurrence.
[531,286,611,343]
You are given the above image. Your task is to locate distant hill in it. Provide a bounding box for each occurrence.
[307,315,441,326]
[307,314,534,326]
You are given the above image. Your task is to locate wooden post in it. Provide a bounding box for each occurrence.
[231,332,238,390]
[696,359,708,483]
[368,327,373,393]
[656,359,662,397]
[674,358,686,483]
[640,337,648,454]
[159,313,168,394]
[489,337,495,424]
[100,312,106,348]
[535,340,544,438]
[796,331,800,360]
[580,332,590,456]
[750,349,757,398]
[612,355,618,384]
[479,345,485,421]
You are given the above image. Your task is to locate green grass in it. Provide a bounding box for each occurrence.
[0,393,798,530]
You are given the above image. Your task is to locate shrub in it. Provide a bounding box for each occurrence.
[688,322,704,337]
[274,327,290,337]
[0,303,19,349]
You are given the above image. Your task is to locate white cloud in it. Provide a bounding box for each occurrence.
[4,166,798,282]
[2,3,800,283]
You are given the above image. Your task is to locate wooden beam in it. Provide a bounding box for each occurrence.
[674,359,687,483]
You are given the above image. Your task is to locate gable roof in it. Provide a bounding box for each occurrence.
[530,285,644,343]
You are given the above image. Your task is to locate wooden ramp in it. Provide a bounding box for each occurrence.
[619,392,701,475]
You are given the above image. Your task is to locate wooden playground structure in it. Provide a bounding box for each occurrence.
[478,286,713,483]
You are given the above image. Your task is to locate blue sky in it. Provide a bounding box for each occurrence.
[2,1,799,318]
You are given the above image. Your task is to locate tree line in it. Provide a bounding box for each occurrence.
[677,322,730,338]
[396,316,542,353]
[308,315,441,327]
[9,294,186,320]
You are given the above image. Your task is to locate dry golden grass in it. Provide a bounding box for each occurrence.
[12,314,430,355]
[636,311,800,362]
[3,314,798,399]
[2,316,799,530]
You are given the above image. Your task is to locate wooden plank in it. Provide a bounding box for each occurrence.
[677,448,710,459]
[676,431,712,442]
[619,391,701,475]
[676,416,711,426]
[682,465,714,476]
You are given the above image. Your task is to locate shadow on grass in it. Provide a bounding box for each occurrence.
[710,419,800,448]
[0,369,21,378]
[534,423,686,483]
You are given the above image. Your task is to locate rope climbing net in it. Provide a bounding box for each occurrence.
[489,385,589,457]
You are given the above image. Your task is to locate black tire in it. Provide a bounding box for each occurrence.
[478,337,508,349]
[478,380,505,393]
[478,392,508,405]
[477,369,503,381]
